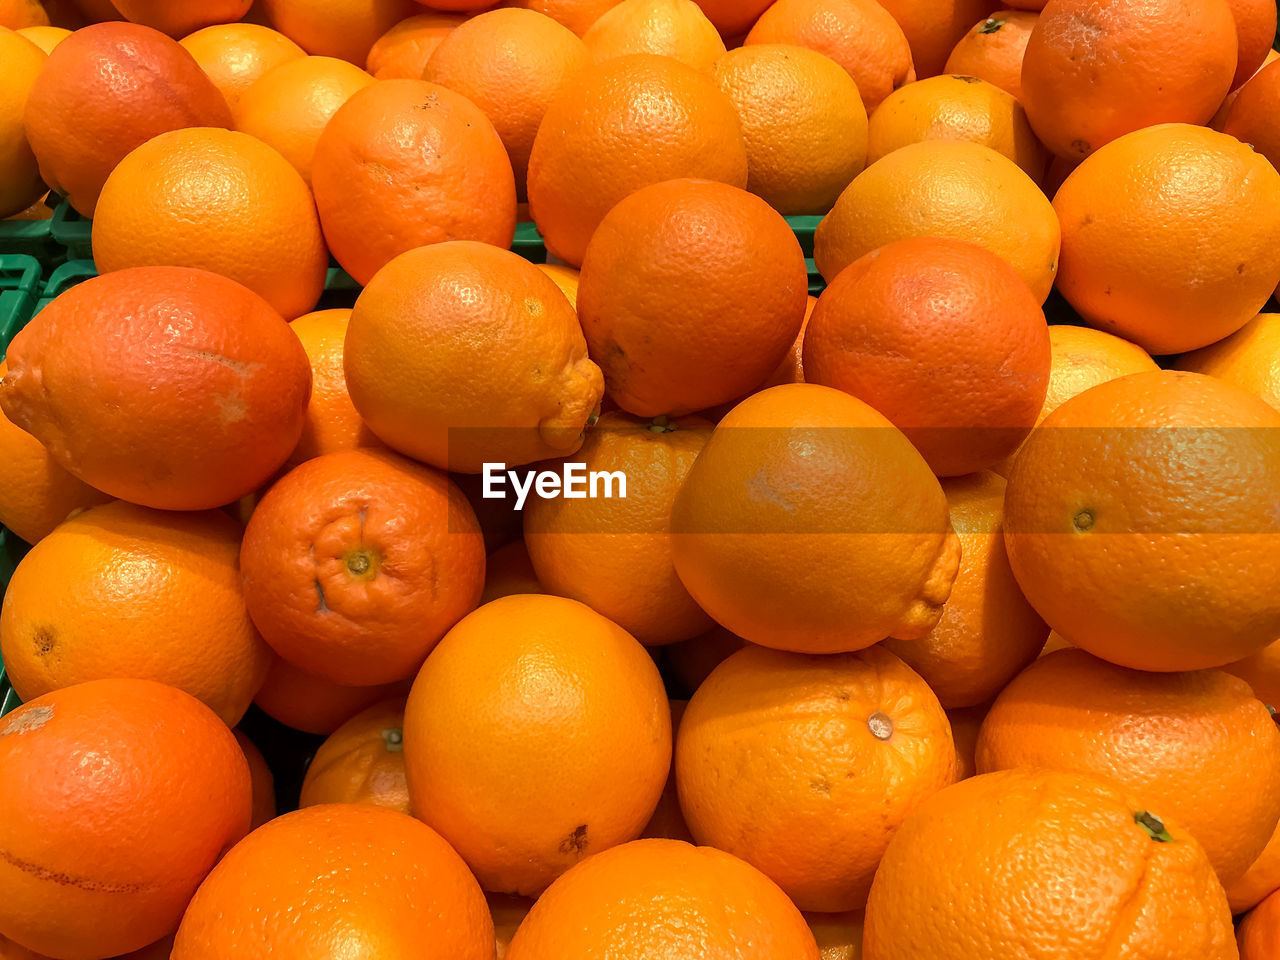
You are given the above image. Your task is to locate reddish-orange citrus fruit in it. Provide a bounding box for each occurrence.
[1225,639,1280,708]
[299,698,409,813]
[423,8,588,199]
[498,0,621,35]
[524,411,714,643]
[1,267,311,511]
[343,241,603,473]
[862,768,1235,960]
[111,0,251,35]
[259,0,417,63]
[744,0,914,112]
[677,644,955,910]
[1229,822,1280,913]
[876,0,998,77]
[805,236,1050,476]
[241,448,485,686]
[1241,888,1280,959]
[367,10,466,76]
[1227,0,1278,86]
[1211,47,1279,128]
[0,28,46,219]
[1177,314,1280,411]
[1,501,273,725]
[233,730,277,829]
[583,0,725,73]
[253,654,409,735]
[179,23,305,110]
[1005,370,1280,671]
[505,839,821,959]
[527,54,748,266]
[1224,59,1280,173]
[0,679,251,959]
[480,540,545,603]
[1053,124,1280,354]
[578,179,808,416]
[173,805,495,957]
[671,384,961,653]
[1020,0,1237,159]
[0,0,48,27]
[943,10,1037,101]
[312,79,516,284]
[403,595,671,895]
[22,21,232,215]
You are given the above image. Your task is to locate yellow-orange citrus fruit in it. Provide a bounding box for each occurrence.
[1177,314,1280,410]
[260,0,417,63]
[13,24,66,51]
[1241,887,1280,959]
[366,10,466,77]
[1225,639,1280,708]
[1227,0,1278,86]
[498,0,621,35]
[1224,59,1280,182]
[536,263,580,308]
[943,10,1037,102]
[0,29,46,218]
[179,23,305,110]
[111,0,252,36]
[299,698,410,813]
[1228,821,1280,913]
[583,0,724,73]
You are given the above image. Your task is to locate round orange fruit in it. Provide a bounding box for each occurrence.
[1228,822,1280,913]
[13,23,67,52]
[875,0,998,78]
[366,11,467,77]
[1225,639,1280,708]
[1224,59,1280,174]
[0,28,46,219]
[179,23,305,110]
[499,0,622,35]
[259,0,417,63]
[1227,0,1278,86]
[1241,888,1280,959]
[299,698,410,813]
[0,0,48,28]
[1176,313,1280,410]
[582,0,725,73]
[943,10,1038,101]
[253,654,410,735]
[110,0,251,35]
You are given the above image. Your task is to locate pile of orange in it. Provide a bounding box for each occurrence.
[2,0,1280,956]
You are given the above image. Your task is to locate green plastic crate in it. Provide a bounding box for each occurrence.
[49,198,92,261]
[0,195,60,260]
[0,255,42,357]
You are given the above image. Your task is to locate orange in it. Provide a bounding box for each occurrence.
[0,934,177,960]
[1241,889,1280,959]
[92,128,328,320]
[524,411,714,643]
[173,805,494,957]
[312,79,516,284]
[1177,314,1280,410]
[0,27,45,218]
[884,473,1047,706]
[867,74,1046,182]
[0,0,47,27]
[1054,124,1280,354]
[233,730,277,829]
[480,540,544,603]
[578,179,808,415]
[677,644,955,910]
[943,10,1038,102]
[423,8,588,199]
[806,912,864,960]
[343,241,603,472]
[863,768,1235,960]
[978,648,1280,885]
[641,700,692,842]
[946,703,987,781]
[582,0,725,73]
[0,679,251,959]
[527,54,748,266]
[259,0,417,63]
[253,654,410,734]
[1227,0,1278,86]
[499,0,621,35]
[671,384,961,653]
[299,698,410,813]
[1,267,311,511]
[22,21,231,216]
[240,449,485,686]
[536,263,580,308]
[1004,370,1280,671]
[232,55,374,186]
[713,44,869,215]
[0,360,110,545]
[12,23,63,51]
[366,10,467,77]
[111,0,251,35]
[1229,822,1280,912]
[663,625,746,695]
[0,501,273,725]
[691,0,770,36]
[403,594,671,895]
[1020,0,1237,159]
[1225,639,1280,707]
[814,140,1060,303]
[876,0,997,77]
[505,839,820,959]
[179,23,305,110]
[286,308,383,466]
[1225,59,1280,173]
[489,895,533,959]
[804,236,1050,476]
[743,0,914,113]
[1211,47,1279,128]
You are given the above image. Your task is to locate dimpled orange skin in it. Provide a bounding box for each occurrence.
[713,45,870,216]
[677,644,956,911]
[578,179,808,416]
[403,595,672,896]
[885,472,1048,708]
[505,839,821,960]
[0,29,45,220]
[814,140,1060,303]
[260,0,416,63]
[300,699,410,814]
[423,8,588,199]
[876,0,998,77]
[1020,0,1237,160]
[1004,370,1280,672]
[1241,890,1280,959]
[311,79,516,285]
[343,241,603,473]
[867,74,1046,182]
[366,12,467,77]
[863,768,1236,960]
[1,501,273,725]
[0,267,311,511]
[526,54,748,266]
[1177,314,1280,411]
[22,22,232,216]
[1054,125,1280,355]
[978,648,1280,885]
[173,804,495,958]
[944,11,1038,102]
[524,412,715,645]
[110,0,251,35]
[670,384,961,654]
[179,23,305,111]
[1225,60,1280,174]
[253,654,410,735]
[743,0,915,113]
[583,0,725,73]
[0,680,252,960]
[804,236,1050,476]
[92,128,328,320]
[240,448,485,687]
